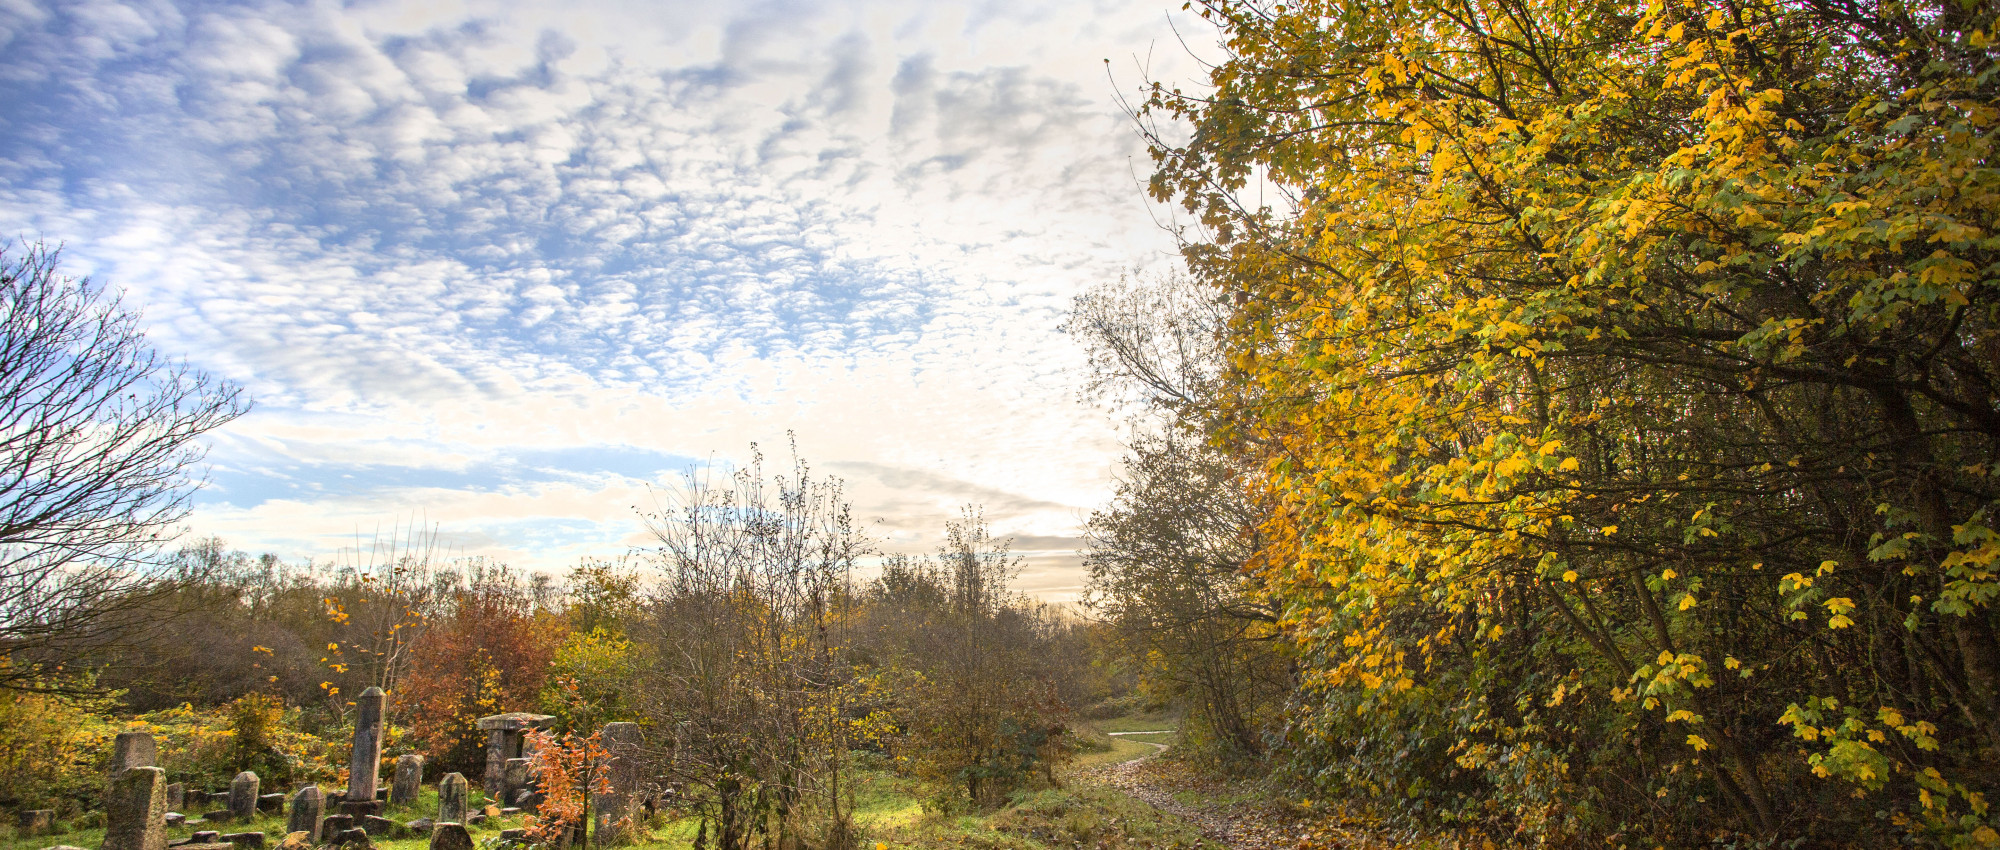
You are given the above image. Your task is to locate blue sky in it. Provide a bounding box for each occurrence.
[0,0,1205,598]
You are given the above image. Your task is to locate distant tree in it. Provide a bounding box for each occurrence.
[634,445,867,850]
[1084,432,1286,763]
[402,568,568,776]
[863,509,1077,809]
[0,242,248,693]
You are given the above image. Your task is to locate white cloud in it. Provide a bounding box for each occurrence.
[0,0,1220,599]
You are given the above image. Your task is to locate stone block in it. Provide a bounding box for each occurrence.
[109,731,159,774]
[19,809,53,835]
[359,815,397,837]
[391,755,423,806]
[500,758,529,808]
[190,832,220,844]
[164,814,185,828]
[497,829,526,842]
[329,827,371,848]
[255,793,283,814]
[404,819,434,835]
[346,688,387,804]
[105,766,167,850]
[285,786,323,841]
[165,784,184,812]
[201,810,236,825]
[594,721,644,845]
[218,832,265,850]
[319,814,354,837]
[274,832,311,850]
[227,772,259,822]
[436,773,468,825]
[428,823,473,850]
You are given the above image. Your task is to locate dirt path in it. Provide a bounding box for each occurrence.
[1073,738,1373,850]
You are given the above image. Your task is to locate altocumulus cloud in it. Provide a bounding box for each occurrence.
[0,0,1207,598]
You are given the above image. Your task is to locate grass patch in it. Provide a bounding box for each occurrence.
[986,785,1218,850]
[1117,732,1177,747]
[1086,711,1180,735]
[856,783,1218,850]
[0,764,1214,850]
[1070,737,1159,769]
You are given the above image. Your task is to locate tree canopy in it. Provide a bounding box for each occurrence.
[1122,0,2000,843]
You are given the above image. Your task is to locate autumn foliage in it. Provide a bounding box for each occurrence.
[402,574,569,777]
[1106,0,2000,844]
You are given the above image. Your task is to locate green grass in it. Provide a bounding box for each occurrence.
[1069,737,1159,769]
[0,759,1211,850]
[1086,711,1179,735]
[1117,732,1178,747]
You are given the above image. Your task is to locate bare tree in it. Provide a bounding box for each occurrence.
[634,443,867,850]
[1065,271,1231,425]
[0,242,249,692]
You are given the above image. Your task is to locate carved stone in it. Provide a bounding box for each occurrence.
[347,688,388,804]
[285,786,324,841]
[227,773,259,822]
[391,755,423,806]
[109,731,159,775]
[104,766,167,850]
[436,773,468,825]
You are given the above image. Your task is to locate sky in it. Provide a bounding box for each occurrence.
[0,0,1211,599]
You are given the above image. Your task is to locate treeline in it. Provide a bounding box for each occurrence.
[3,452,1120,849]
[1079,0,1999,847]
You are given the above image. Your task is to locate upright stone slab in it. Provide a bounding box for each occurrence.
[165,783,185,812]
[228,772,260,822]
[592,722,644,844]
[104,766,167,850]
[500,759,530,810]
[435,774,468,825]
[286,786,324,841]
[347,687,388,805]
[390,755,423,806]
[109,731,158,775]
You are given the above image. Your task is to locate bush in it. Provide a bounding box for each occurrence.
[0,677,122,813]
[139,698,341,792]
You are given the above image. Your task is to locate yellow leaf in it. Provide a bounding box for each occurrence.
[1687,735,1709,751]
[1562,570,1578,583]
[1601,525,1618,535]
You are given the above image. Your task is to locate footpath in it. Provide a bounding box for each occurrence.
[1073,737,1393,850]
